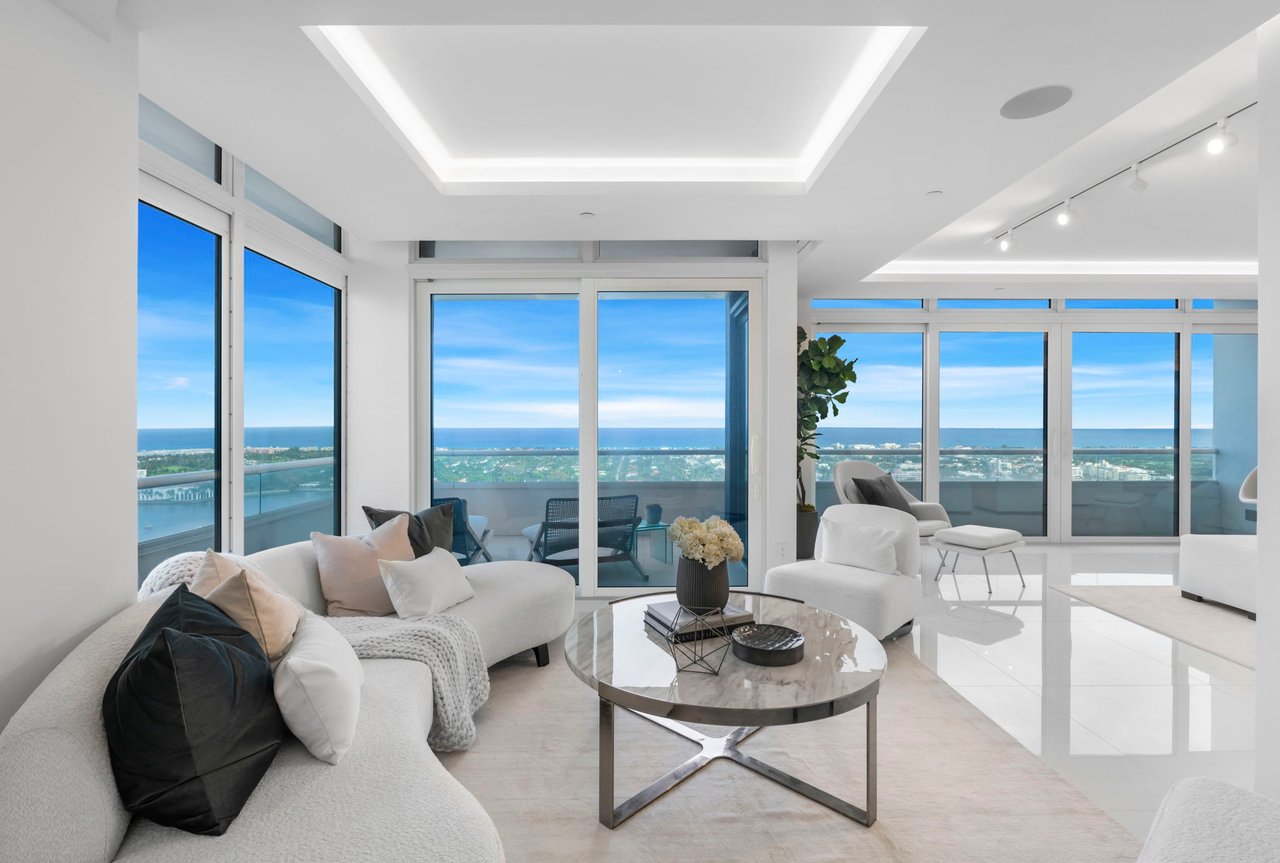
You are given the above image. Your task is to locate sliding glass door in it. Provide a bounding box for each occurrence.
[1070,332,1179,537]
[814,331,924,510]
[597,291,749,588]
[939,331,1047,535]
[422,280,757,594]
[431,294,580,566]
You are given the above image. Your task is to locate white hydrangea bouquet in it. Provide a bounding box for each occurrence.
[669,515,744,569]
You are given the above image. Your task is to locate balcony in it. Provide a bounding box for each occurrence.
[137,457,336,582]
[138,443,1240,585]
[815,446,1225,537]
[434,447,740,587]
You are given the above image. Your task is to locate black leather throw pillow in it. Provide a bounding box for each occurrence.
[363,502,454,558]
[102,585,284,836]
[851,475,915,515]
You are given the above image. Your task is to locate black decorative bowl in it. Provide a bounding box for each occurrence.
[730,624,804,667]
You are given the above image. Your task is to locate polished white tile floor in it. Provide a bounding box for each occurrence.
[904,543,1255,840]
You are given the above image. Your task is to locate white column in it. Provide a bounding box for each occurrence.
[764,242,800,573]
[1257,18,1280,797]
[345,239,414,525]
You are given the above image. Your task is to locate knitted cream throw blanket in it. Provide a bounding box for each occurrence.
[327,615,490,752]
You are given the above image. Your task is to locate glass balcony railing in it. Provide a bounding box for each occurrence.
[815,446,1220,536]
[137,457,335,582]
[432,447,727,484]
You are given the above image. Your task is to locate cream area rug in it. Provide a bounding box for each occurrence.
[438,638,1139,862]
[1052,585,1255,669]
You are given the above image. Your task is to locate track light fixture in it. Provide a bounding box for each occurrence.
[984,101,1254,250]
[1206,118,1238,155]
[1127,163,1148,193]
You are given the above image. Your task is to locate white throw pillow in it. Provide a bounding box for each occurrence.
[378,547,476,618]
[274,613,364,765]
[820,518,900,574]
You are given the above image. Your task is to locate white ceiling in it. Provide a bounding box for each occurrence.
[891,33,1259,274]
[120,0,1280,293]
[307,23,919,188]
[345,25,884,158]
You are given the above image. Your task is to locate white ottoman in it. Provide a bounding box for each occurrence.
[930,525,1025,593]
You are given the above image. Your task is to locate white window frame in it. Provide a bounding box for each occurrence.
[139,139,349,554]
[415,272,764,598]
[810,298,1258,543]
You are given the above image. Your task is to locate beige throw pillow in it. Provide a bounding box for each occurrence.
[311,515,415,617]
[190,550,304,664]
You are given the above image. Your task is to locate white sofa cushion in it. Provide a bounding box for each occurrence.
[244,541,576,666]
[447,561,576,666]
[934,524,1023,550]
[274,614,364,765]
[814,504,921,578]
[379,549,476,618]
[764,559,921,640]
[820,518,899,573]
[1139,777,1280,862]
[0,599,159,863]
[114,659,504,862]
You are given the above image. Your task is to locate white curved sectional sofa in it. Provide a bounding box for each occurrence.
[0,540,577,863]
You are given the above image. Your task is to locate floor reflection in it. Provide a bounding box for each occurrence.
[901,543,1255,839]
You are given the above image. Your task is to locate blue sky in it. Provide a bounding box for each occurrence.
[140,207,1245,438]
[138,203,337,431]
[819,329,1225,430]
[432,293,737,429]
[137,203,218,429]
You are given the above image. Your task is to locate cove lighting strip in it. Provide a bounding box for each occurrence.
[306,24,923,188]
[870,260,1259,277]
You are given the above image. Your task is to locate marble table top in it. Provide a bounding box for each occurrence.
[564,592,887,726]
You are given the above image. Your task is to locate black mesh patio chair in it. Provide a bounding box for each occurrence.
[431,496,493,565]
[522,495,646,582]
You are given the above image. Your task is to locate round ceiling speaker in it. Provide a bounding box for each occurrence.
[1000,85,1073,120]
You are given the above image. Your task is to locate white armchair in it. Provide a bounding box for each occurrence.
[765,504,921,640]
[833,460,951,537]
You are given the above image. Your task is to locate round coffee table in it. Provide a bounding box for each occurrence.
[564,591,887,828]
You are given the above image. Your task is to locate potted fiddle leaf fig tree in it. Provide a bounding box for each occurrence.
[797,327,858,559]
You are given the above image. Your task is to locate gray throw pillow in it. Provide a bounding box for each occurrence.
[851,475,914,515]
[362,503,454,558]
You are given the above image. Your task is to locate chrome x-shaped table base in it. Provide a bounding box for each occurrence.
[598,697,876,829]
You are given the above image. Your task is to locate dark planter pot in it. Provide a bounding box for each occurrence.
[796,509,820,560]
[644,503,663,525]
[675,557,730,613]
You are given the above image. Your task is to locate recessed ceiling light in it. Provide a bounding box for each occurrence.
[1000,85,1073,120]
[925,189,944,197]
[579,211,595,219]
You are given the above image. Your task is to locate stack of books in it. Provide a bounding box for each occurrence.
[644,600,754,643]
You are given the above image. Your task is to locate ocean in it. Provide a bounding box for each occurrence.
[139,427,335,451]
[433,427,1205,449]
[140,426,1209,452]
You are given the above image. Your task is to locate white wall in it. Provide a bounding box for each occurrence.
[1255,19,1280,797]
[0,1,138,727]
[764,242,799,567]
[344,239,415,530]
